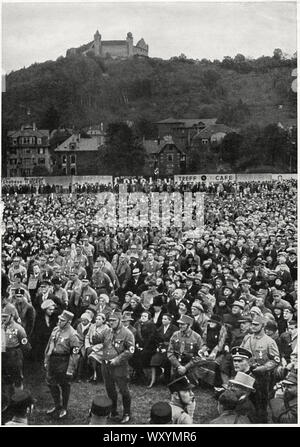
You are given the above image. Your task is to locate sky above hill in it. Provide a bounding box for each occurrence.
[1,0,297,73]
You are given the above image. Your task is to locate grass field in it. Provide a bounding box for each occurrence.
[21,360,218,426]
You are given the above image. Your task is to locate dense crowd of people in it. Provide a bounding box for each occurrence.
[1,178,298,425]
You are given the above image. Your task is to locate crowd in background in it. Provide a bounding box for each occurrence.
[1,178,297,424]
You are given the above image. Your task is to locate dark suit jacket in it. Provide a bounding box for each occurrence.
[154,323,178,349]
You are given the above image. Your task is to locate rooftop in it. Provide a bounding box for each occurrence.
[54,135,100,152]
[156,118,218,128]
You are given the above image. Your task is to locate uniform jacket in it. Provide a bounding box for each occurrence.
[92,323,135,377]
[44,324,80,375]
[168,328,203,370]
[241,331,280,372]
[269,396,297,424]
[4,320,29,350]
[169,396,193,424]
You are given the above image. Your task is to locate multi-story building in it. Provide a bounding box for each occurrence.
[7,123,51,177]
[143,136,186,176]
[156,117,218,151]
[54,133,101,175]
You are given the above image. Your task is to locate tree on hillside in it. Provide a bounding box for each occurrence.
[260,124,289,166]
[99,122,145,175]
[133,118,158,139]
[219,132,243,167]
[40,105,60,131]
[217,100,250,125]
[273,48,283,60]
[201,69,221,91]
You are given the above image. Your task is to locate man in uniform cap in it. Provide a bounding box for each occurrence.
[269,370,297,423]
[88,395,113,425]
[231,346,253,375]
[150,401,173,424]
[240,313,280,422]
[167,375,195,424]
[167,314,203,385]
[92,311,135,424]
[44,310,80,419]
[5,389,34,425]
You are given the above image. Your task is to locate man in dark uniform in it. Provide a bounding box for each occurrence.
[93,311,135,423]
[44,310,80,419]
[2,309,31,397]
[167,314,203,384]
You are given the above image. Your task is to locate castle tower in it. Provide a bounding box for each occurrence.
[94,30,102,56]
[126,32,133,57]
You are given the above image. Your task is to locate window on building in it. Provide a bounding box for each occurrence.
[168,154,173,162]
[37,138,42,145]
[62,167,67,175]
[38,158,45,165]
[24,158,31,165]
[10,148,17,155]
[70,167,76,175]
[70,155,76,165]
[10,159,17,165]
[12,139,17,145]
[23,168,31,176]
[25,148,31,154]
[62,155,67,165]
[38,148,45,155]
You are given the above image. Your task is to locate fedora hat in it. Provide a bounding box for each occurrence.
[229,372,255,391]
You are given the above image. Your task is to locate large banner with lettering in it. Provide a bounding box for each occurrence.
[174,174,236,183]
[271,174,298,181]
[1,177,46,186]
[2,176,113,187]
[72,176,113,185]
[236,173,272,182]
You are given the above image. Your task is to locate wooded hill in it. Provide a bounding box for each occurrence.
[3,52,297,133]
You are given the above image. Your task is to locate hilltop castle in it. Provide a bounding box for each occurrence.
[66,30,149,59]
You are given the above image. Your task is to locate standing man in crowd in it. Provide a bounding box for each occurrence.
[44,310,80,419]
[92,311,135,423]
[240,314,281,422]
[2,308,31,397]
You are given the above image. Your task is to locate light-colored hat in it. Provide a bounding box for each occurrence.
[229,372,255,391]
[81,312,92,322]
[41,299,56,310]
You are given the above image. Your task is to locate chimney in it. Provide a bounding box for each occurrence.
[32,122,36,131]
[100,122,104,132]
